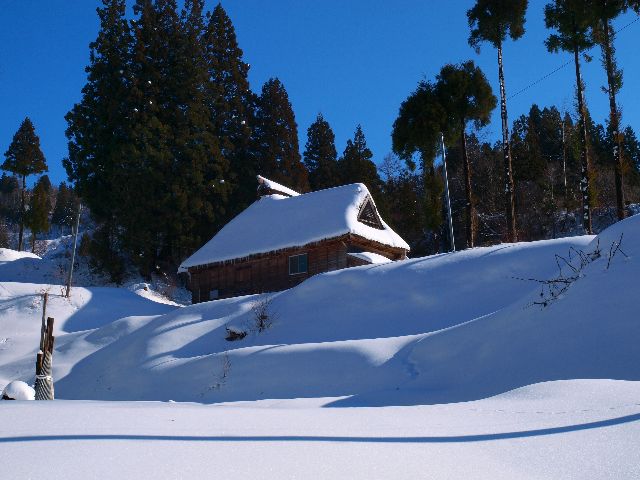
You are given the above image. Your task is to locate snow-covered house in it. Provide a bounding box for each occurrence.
[180,176,409,303]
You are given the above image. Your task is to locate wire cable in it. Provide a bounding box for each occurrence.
[508,15,639,101]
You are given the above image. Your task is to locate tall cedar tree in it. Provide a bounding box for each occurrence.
[303,113,339,190]
[254,78,309,192]
[127,0,229,274]
[125,0,171,275]
[25,175,52,252]
[545,0,596,234]
[468,0,528,242]
[338,125,385,210]
[172,0,229,263]
[203,3,255,214]
[435,61,496,247]
[588,0,635,220]
[65,0,131,279]
[392,81,445,242]
[2,117,48,251]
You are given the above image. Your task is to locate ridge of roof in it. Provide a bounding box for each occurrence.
[257,175,300,197]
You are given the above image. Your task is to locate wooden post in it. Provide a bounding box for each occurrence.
[35,316,55,400]
[39,292,48,352]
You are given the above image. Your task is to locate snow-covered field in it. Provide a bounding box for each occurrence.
[1,215,639,478]
[2,380,639,479]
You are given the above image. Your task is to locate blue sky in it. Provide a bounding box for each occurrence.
[1,1,638,186]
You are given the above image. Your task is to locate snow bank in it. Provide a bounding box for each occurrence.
[2,216,639,408]
[49,235,600,402]
[1,380,35,400]
[0,248,40,263]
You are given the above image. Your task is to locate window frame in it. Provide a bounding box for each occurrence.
[288,253,309,276]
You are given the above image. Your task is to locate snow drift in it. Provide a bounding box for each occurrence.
[1,215,639,407]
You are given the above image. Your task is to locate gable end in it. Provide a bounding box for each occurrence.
[357,196,384,230]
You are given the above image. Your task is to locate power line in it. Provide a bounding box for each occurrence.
[509,60,573,100]
[508,15,640,101]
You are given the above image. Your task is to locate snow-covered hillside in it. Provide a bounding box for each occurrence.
[2,217,640,403]
[1,215,639,479]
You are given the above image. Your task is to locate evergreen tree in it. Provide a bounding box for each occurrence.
[118,0,178,276]
[511,106,546,183]
[392,81,445,247]
[0,173,21,224]
[0,222,8,249]
[622,126,640,175]
[620,126,640,202]
[560,112,582,212]
[2,117,48,251]
[65,0,131,278]
[380,154,425,254]
[171,0,230,263]
[435,60,496,247]
[510,105,564,239]
[51,182,79,234]
[587,0,636,220]
[545,0,596,233]
[338,125,385,211]
[25,175,52,252]
[468,0,528,242]
[303,113,339,190]
[203,3,255,212]
[254,78,309,192]
[118,0,229,274]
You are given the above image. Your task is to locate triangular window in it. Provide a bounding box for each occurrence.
[357,196,384,230]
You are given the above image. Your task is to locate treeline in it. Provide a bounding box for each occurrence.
[3,0,640,281]
[0,172,80,252]
[391,0,640,252]
[1,117,80,252]
[424,106,639,253]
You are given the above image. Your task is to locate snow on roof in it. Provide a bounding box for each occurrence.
[180,183,409,270]
[347,251,393,265]
[257,175,300,197]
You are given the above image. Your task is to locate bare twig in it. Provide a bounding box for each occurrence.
[519,236,620,309]
[606,233,628,270]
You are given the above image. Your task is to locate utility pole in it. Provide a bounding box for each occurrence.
[441,133,455,252]
[561,120,567,193]
[65,204,82,298]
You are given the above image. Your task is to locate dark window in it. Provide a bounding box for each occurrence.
[289,253,308,275]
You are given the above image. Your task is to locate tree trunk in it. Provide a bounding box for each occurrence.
[31,232,36,253]
[574,43,593,234]
[460,123,475,248]
[497,42,517,242]
[602,17,625,220]
[18,175,26,251]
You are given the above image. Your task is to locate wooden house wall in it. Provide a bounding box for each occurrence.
[188,235,406,303]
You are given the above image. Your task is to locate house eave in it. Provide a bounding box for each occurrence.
[186,233,408,273]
